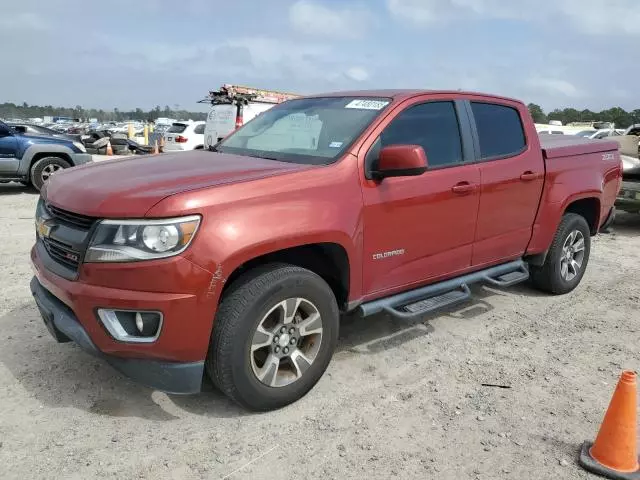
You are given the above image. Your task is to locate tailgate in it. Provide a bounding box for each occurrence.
[540,135,619,159]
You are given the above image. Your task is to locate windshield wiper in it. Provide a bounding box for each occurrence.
[245,153,282,162]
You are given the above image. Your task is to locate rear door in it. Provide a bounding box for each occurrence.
[467,100,545,266]
[361,98,481,296]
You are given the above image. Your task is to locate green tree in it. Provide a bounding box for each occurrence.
[527,103,547,123]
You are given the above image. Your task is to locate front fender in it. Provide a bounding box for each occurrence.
[18,144,76,176]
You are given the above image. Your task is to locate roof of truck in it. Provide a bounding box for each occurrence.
[304,89,523,104]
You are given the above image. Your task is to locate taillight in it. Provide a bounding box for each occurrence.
[175,135,188,143]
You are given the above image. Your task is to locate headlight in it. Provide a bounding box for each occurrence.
[73,141,87,153]
[85,215,201,262]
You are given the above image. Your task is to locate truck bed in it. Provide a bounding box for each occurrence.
[539,135,620,159]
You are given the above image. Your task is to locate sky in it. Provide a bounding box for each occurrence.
[2,0,639,113]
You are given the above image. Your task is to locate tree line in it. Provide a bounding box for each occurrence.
[0,102,208,122]
[3,100,639,129]
[527,103,640,128]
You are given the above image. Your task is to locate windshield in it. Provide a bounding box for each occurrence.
[216,96,392,165]
[575,130,596,137]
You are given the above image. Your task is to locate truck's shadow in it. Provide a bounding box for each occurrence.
[0,283,541,420]
[0,183,36,196]
[611,212,640,237]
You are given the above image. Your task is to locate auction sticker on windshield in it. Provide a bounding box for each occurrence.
[345,99,389,110]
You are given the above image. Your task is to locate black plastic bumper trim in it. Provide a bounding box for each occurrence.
[30,276,204,395]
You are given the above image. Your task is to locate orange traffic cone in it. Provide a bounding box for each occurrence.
[106,140,113,156]
[152,140,159,154]
[579,370,640,479]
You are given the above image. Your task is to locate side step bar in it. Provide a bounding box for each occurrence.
[359,260,529,320]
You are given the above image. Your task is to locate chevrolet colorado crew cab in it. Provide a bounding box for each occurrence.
[30,90,622,411]
[0,120,92,190]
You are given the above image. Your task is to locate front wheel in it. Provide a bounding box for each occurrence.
[206,264,339,411]
[30,156,71,191]
[530,213,591,294]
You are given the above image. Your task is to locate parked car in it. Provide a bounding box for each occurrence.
[0,120,92,190]
[611,134,640,214]
[30,90,621,411]
[163,121,206,151]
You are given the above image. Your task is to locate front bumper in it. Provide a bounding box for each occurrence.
[71,152,93,166]
[30,243,218,394]
[30,277,203,394]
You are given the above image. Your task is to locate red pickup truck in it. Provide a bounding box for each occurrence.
[30,90,622,411]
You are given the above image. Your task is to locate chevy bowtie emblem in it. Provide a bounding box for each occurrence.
[36,218,54,239]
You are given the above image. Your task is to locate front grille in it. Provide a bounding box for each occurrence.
[42,237,81,271]
[46,204,95,230]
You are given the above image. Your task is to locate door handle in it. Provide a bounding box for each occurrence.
[520,171,540,181]
[451,182,477,194]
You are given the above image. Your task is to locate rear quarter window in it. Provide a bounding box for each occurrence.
[194,124,205,134]
[471,102,526,159]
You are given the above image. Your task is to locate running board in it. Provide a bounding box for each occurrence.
[359,260,529,320]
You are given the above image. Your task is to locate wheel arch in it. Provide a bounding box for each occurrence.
[563,196,601,235]
[19,144,75,177]
[222,242,351,311]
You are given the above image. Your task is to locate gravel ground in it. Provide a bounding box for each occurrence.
[0,181,638,480]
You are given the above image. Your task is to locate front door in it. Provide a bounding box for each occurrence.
[361,99,481,297]
[0,125,19,175]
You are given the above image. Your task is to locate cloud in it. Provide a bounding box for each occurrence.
[387,0,640,35]
[289,0,371,38]
[345,67,369,82]
[526,77,584,98]
[0,12,48,31]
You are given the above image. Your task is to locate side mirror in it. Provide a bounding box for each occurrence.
[373,145,428,180]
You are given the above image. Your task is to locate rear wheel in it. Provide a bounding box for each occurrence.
[30,156,71,191]
[530,213,591,294]
[206,264,339,411]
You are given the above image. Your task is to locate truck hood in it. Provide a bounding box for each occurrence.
[20,133,75,146]
[44,151,312,217]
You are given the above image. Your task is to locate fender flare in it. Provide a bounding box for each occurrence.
[215,232,358,302]
[18,144,76,177]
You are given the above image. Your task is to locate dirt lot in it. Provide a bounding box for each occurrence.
[0,181,638,480]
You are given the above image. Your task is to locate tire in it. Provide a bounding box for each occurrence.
[112,145,129,155]
[109,138,129,146]
[91,137,110,149]
[207,264,339,411]
[530,213,591,295]
[30,156,72,191]
[111,133,128,140]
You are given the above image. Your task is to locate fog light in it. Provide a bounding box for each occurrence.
[97,309,163,343]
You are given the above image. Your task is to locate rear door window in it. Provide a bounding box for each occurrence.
[471,102,526,159]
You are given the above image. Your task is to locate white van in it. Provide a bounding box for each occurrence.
[202,84,299,150]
